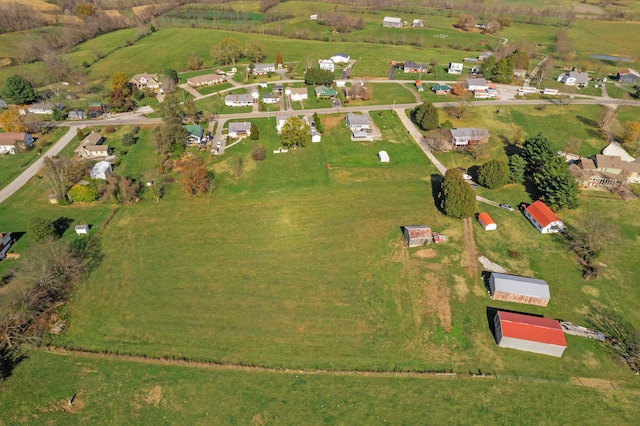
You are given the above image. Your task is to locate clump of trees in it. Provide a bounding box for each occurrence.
[440,169,476,219]
[108,72,135,112]
[318,12,365,33]
[482,51,529,84]
[304,68,334,86]
[478,159,509,189]
[521,133,578,210]
[210,38,266,66]
[411,101,439,131]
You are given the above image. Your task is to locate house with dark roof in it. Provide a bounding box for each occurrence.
[493,311,567,357]
[403,61,427,73]
[331,53,350,64]
[617,69,639,84]
[464,77,490,91]
[523,201,564,234]
[489,273,550,307]
[345,112,371,133]
[431,85,452,95]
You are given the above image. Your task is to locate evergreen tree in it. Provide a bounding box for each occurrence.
[508,154,526,184]
[410,102,439,131]
[478,159,509,189]
[482,56,496,79]
[249,123,259,140]
[440,169,476,219]
[27,217,55,241]
[534,156,579,210]
[522,133,555,172]
[1,75,36,104]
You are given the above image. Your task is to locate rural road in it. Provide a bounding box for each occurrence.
[0,125,80,204]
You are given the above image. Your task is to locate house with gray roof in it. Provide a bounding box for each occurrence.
[253,63,275,75]
[489,272,551,307]
[225,94,254,107]
[345,112,371,133]
[228,122,252,139]
[448,128,490,146]
[557,71,589,87]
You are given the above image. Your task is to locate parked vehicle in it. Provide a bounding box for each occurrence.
[432,232,441,243]
[463,174,472,180]
[500,203,515,211]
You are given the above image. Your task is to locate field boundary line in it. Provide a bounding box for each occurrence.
[41,346,640,392]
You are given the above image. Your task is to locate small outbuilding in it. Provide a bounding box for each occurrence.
[74,224,89,235]
[403,226,432,247]
[524,200,564,234]
[488,272,550,307]
[1,232,13,259]
[493,311,567,357]
[89,161,112,180]
[378,150,390,163]
[477,212,496,231]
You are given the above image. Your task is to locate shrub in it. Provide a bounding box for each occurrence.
[105,126,116,133]
[122,133,136,146]
[478,159,509,189]
[251,145,266,161]
[68,183,99,203]
[27,217,55,241]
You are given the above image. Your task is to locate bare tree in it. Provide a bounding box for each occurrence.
[597,106,617,142]
[179,156,210,196]
[588,303,640,373]
[41,157,84,200]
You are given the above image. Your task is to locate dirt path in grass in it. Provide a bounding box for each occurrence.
[462,218,481,278]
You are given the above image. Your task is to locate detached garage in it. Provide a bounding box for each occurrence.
[477,212,496,230]
[493,311,567,357]
[489,272,550,307]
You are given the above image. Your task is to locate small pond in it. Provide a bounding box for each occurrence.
[589,54,633,62]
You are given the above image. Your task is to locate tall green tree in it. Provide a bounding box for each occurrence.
[249,123,259,140]
[440,169,476,219]
[411,102,439,131]
[478,159,509,189]
[281,116,309,148]
[1,75,36,104]
[534,156,579,210]
[522,133,555,172]
[508,154,526,184]
[27,217,55,241]
[304,68,334,86]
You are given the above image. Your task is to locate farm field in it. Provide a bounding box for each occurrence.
[1,350,639,424]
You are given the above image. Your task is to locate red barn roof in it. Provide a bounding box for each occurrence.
[525,201,560,228]
[498,311,567,347]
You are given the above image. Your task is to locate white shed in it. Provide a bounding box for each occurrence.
[378,151,390,163]
[75,224,89,235]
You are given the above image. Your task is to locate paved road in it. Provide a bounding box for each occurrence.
[0,125,80,204]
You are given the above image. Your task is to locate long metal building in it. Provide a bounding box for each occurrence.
[488,272,550,307]
[493,311,567,357]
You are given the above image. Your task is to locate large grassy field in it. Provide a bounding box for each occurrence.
[1,350,639,424]
[31,109,635,388]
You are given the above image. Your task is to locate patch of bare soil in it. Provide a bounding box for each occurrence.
[452,274,468,301]
[424,278,451,333]
[462,218,481,277]
[58,394,86,414]
[582,285,600,297]
[413,249,437,259]
[144,386,164,407]
[321,115,343,130]
[252,413,269,425]
[571,377,617,389]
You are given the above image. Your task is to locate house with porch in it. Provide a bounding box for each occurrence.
[0,132,34,154]
[431,85,452,95]
[314,86,337,99]
[262,93,280,104]
[288,88,308,101]
[253,63,275,75]
[404,61,427,73]
[187,74,226,87]
[27,103,56,114]
[228,122,252,139]
[225,94,254,107]
[184,125,204,145]
[569,155,640,187]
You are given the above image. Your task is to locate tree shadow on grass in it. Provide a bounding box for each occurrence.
[576,115,597,128]
[53,217,74,238]
[430,174,444,213]
[0,347,26,381]
[500,135,523,157]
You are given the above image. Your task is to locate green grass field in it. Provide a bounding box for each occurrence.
[1,350,639,424]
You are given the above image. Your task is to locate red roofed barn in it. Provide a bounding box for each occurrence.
[493,311,567,357]
[523,201,564,234]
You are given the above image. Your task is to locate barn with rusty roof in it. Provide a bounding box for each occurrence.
[402,226,432,247]
[493,311,567,357]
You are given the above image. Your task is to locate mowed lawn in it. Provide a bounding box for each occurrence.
[1,350,639,425]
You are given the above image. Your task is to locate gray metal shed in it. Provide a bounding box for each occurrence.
[489,272,550,307]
